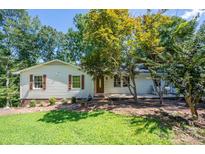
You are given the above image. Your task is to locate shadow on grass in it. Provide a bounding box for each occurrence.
[38,110,105,124]
[129,110,189,138]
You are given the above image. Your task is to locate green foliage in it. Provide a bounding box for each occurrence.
[0,110,173,144]
[0,57,20,107]
[126,10,172,103]
[0,10,68,107]
[60,14,87,63]
[37,25,60,62]
[0,99,6,108]
[0,10,41,107]
[62,98,68,105]
[80,10,131,77]
[160,16,197,55]
[131,10,198,104]
[71,97,76,103]
[135,10,171,56]
[29,100,36,107]
[0,9,204,118]
[49,97,57,106]
[164,22,205,117]
[0,10,42,68]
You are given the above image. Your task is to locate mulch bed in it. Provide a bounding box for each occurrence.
[75,99,205,125]
[74,99,205,144]
[1,99,205,125]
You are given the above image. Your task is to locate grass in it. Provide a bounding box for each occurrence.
[0,110,174,144]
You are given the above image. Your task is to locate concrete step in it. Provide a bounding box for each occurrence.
[93,94,105,100]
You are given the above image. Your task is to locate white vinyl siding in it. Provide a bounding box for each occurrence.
[104,74,155,94]
[20,64,94,99]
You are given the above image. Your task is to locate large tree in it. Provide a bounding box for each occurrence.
[81,9,130,77]
[13,16,41,68]
[165,21,205,119]
[0,10,41,107]
[68,10,140,101]
[134,10,172,104]
[66,14,86,63]
[134,11,197,105]
[59,14,86,63]
[37,25,59,62]
[0,10,41,68]
[120,15,140,101]
[0,57,19,107]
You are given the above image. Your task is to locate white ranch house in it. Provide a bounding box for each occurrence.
[14,59,175,104]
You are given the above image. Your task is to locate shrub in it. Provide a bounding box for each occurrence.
[80,101,87,107]
[49,97,57,106]
[0,89,20,107]
[40,101,45,104]
[11,98,20,107]
[0,98,20,107]
[39,101,44,107]
[29,100,36,107]
[71,97,76,103]
[62,98,68,105]
[0,98,6,107]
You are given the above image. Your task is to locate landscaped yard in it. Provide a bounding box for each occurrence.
[0,110,173,144]
[0,99,205,144]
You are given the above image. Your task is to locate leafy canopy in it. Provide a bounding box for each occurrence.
[81,9,132,77]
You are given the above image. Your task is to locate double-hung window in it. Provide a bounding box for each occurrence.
[34,76,43,89]
[123,76,130,87]
[72,76,81,88]
[114,75,121,87]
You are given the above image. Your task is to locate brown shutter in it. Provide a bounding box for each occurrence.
[81,75,84,90]
[29,74,33,90]
[43,75,46,90]
[68,75,72,90]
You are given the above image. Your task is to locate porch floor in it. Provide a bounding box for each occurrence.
[100,93,182,99]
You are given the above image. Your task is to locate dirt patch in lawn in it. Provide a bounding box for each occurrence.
[0,105,57,116]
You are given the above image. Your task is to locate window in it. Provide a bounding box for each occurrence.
[72,76,81,88]
[34,76,43,89]
[154,79,161,87]
[114,75,121,87]
[123,76,130,87]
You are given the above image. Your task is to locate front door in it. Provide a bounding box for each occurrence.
[96,76,104,93]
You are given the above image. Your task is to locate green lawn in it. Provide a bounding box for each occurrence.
[0,110,174,144]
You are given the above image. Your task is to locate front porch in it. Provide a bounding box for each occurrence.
[94,93,182,100]
[94,75,180,100]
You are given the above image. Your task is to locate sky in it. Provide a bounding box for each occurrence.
[28,9,205,33]
[28,9,89,33]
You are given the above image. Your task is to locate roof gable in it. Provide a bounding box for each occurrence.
[13,59,80,74]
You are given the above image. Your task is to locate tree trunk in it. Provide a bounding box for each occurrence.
[5,62,10,108]
[190,106,198,118]
[185,96,199,120]
[152,79,163,105]
[127,71,138,103]
[131,74,138,102]
[159,91,163,105]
